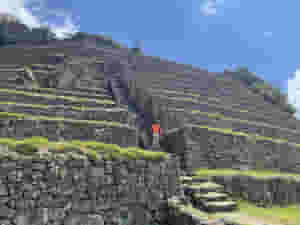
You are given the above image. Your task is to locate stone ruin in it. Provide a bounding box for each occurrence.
[0,38,299,225]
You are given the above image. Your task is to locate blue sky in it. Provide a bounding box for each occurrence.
[2,0,300,116]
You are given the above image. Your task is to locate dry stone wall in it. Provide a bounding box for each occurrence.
[209,175,300,207]
[185,125,300,173]
[0,119,138,147]
[120,67,183,131]
[0,149,181,225]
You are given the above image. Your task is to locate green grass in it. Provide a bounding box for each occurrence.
[151,89,290,119]
[187,109,299,134]
[0,88,115,105]
[35,86,110,98]
[188,124,297,146]
[237,200,300,225]
[0,137,168,161]
[0,111,130,128]
[192,168,300,180]
[0,101,125,112]
[187,181,223,190]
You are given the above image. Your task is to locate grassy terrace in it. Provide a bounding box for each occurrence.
[192,168,300,180]
[152,93,289,118]
[0,111,130,128]
[152,94,251,114]
[0,137,168,161]
[149,87,270,110]
[187,123,300,147]
[0,101,126,112]
[176,108,300,134]
[235,201,300,225]
[0,88,115,105]
[148,88,221,102]
[149,85,286,107]
[9,85,112,99]
[167,98,292,125]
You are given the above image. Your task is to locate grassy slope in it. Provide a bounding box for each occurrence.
[0,136,168,161]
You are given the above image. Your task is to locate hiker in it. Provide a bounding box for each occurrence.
[152,119,163,147]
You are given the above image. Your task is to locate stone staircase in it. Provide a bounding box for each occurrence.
[180,176,238,213]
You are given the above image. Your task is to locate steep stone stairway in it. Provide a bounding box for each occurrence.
[180,175,238,213]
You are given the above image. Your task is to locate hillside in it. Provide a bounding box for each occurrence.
[0,17,300,225]
[222,67,296,114]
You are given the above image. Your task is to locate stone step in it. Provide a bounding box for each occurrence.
[193,192,229,202]
[30,64,57,70]
[184,182,224,194]
[191,177,211,183]
[202,200,237,212]
[179,176,194,184]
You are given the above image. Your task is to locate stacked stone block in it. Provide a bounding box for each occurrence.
[0,150,181,225]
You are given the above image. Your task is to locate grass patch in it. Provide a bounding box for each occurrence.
[0,101,125,112]
[0,88,115,105]
[187,109,299,134]
[188,124,296,146]
[192,168,300,180]
[0,111,129,128]
[187,181,223,190]
[237,200,300,225]
[0,137,168,161]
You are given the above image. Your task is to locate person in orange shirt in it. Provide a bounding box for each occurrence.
[152,119,163,147]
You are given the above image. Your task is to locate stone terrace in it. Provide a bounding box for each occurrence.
[0,45,140,148]
[122,58,300,174]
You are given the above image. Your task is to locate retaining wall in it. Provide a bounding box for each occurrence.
[209,175,300,207]
[0,148,181,225]
[0,118,138,147]
[185,125,300,173]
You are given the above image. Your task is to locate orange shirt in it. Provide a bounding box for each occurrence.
[152,124,162,135]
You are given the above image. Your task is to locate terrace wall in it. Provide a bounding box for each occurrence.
[0,149,181,225]
[185,125,300,173]
[0,118,138,147]
[210,175,300,207]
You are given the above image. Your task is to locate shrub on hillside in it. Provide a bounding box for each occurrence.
[70,32,123,49]
[233,67,264,86]
[286,103,297,114]
[231,67,296,115]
